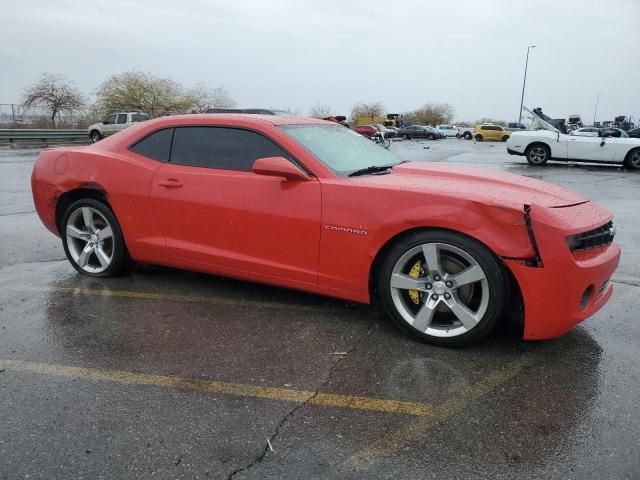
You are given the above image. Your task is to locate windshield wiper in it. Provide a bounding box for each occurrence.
[347,161,409,177]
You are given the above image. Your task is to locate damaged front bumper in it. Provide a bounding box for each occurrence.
[504,202,621,340]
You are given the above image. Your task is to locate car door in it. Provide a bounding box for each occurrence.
[568,135,619,162]
[115,113,129,132]
[149,126,321,284]
[102,114,117,135]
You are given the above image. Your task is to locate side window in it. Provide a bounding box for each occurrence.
[129,128,174,162]
[131,113,149,122]
[116,114,128,124]
[170,127,289,171]
[481,126,489,131]
[104,114,116,124]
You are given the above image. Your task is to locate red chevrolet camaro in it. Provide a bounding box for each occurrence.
[32,115,621,346]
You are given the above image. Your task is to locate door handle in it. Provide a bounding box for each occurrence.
[157,179,183,188]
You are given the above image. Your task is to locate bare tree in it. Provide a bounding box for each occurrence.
[403,103,455,126]
[94,71,193,118]
[22,73,86,126]
[185,84,236,112]
[351,102,384,122]
[309,103,333,118]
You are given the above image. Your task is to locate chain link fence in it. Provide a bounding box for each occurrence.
[0,104,96,129]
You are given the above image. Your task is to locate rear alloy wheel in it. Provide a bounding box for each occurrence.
[625,149,640,170]
[90,130,103,143]
[526,144,549,166]
[378,230,506,347]
[402,134,410,140]
[62,198,130,277]
[464,132,472,140]
[475,134,484,142]
[428,134,435,140]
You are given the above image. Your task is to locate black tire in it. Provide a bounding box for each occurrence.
[377,230,507,347]
[90,130,103,143]
[428,134,435,140]
[624,148,640,170]
[525,143,550,166]
[502,135,509,142]
[464,132,472,140]
[402,133,410,140]
[475,134,484,142]
[61,198,131,277]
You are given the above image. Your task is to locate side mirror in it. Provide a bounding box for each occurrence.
[252,156,310,181]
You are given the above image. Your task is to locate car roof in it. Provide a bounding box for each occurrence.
[135,114,328,128]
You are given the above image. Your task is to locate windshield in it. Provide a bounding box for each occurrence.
[281,124,400,176]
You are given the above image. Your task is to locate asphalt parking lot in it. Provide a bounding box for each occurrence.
[1,139,639,479]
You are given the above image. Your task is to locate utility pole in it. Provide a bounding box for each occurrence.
[593,92,603,126]
[518,45,536,123]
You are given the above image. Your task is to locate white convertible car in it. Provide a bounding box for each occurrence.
[506,108,640,169]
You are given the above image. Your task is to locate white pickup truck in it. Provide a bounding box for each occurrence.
[506,108,640,169]
[88,111,149,143]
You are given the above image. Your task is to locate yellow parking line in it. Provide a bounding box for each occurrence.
[47,286,344,313]
[340,355,535,470]
[0,359,434,416]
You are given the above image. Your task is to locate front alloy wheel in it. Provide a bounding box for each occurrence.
[378,231,506,346]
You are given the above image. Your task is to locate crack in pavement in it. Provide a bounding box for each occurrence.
[226,320,375,480]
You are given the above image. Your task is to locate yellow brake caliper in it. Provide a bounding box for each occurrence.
[408,260,423,305]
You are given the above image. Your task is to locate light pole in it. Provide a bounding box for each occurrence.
[593,92,603,126]
[518,45,536,123]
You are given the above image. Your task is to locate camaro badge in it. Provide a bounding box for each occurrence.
[324,225,368,235]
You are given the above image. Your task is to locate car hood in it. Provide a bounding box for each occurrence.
[367,162,587,208]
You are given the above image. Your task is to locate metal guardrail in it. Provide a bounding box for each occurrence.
[0,129,89,146]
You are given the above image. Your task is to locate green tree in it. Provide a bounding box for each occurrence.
[403,103,455,126]
[94,71,192,118]
[350,102,384,122]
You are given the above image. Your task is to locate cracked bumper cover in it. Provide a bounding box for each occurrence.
[505,202,620,340]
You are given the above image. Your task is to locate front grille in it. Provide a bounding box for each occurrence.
[569,221,615,251]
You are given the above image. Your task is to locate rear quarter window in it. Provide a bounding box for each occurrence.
[129,128,174,162]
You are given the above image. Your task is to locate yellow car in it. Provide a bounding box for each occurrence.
[474,124,511,142]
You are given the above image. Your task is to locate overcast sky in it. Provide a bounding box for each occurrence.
[1,0,639,122]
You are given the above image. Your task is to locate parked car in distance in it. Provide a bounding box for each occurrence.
[31,114,620,346]
[507,122,527,131]
[88,112,149,143]
[398,125,442,140]
[570,127,601,137]
[507,107,640,169]
[354,125,378,138]
[437,125,459,137]
[474,124,511,142]
[373,124,397,138]
[457,126,473,140]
